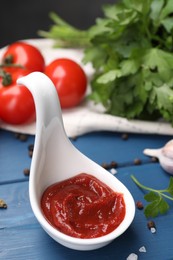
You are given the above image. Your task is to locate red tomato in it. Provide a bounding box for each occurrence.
[2,42,45,72]
[0,68,35,124]
[45,58,87,108]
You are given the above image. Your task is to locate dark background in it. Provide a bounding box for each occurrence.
[0,0,117,48]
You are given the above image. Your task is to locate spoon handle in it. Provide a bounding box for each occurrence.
[17,72,64,129]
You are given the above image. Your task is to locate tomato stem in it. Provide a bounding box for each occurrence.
[0,69,12,86]
[3,54,14,64]
[0,54,24,69]
[0,64,24,69]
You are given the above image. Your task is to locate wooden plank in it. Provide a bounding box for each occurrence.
[0,164,173,259]
[0,129,172,183]
[0,130,34,183]
[73,131,171,166]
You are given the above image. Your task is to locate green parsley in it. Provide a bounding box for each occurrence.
[39,0,173,124]
[131,175,173,217]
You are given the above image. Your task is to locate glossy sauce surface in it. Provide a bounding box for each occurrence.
[41,173,126,238]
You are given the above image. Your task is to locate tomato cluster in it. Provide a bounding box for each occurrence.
[0,42,87,125]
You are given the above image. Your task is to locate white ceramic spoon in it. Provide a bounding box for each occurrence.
[144,140,173,175]
[17,72,135,251]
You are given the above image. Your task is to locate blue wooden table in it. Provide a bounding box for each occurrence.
[0,129,173,260]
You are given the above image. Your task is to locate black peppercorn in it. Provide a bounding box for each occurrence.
[0,199,7,209]
[134,158,142,165]
[147,220,156,230]
[28,144,34,157]
[14,132,28,141]
[136,201,144,210]
[23,168,30,176]
[28,144,34,152]
[101,163,109,169]
[150,157,158,163]
[28,150,33,158]
[121,133,129,140]
[110,161,118,168]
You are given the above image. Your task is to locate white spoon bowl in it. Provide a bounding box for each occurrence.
[17,72,135,251]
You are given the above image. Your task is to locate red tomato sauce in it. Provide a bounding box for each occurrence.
[41,173,126,238]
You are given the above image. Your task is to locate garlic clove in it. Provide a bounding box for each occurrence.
[143,140,173,175]
[160,156,173,175]
[162,140,173,159]
[143,148,162,158]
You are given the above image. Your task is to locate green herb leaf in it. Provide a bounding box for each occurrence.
[97,70,122,84]
[131,175,173,218]
[167,177,173,196]
[150,0,164,22]
[144,192,169,217]
[40,0,173,124]
[160,0,173,20]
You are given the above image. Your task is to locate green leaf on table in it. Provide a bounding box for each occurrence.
[144,191,159,202]
[144,192,169,217]
[131,175,173,218]
[167,177,173,196]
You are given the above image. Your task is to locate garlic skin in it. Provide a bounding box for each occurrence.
[143,139,173,175]
[162,140,173,160]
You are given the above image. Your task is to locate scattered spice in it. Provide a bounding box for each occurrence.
[121,133,129,140]
[133,158,142,165]
[70,136,78,141]
[28,144,34,158]
[101,161,118,170]
[14,132,28,142]
[150,157,159,163]
[126,253,138,260]
[23,168,30,176]
[28,144,34,151]
[147,220,156,233]
[28,150,33,158]
[14,132,21,139]
[19,134,28,142]
[0,199,7,209]
[110,161,118,168]
[110,168,117,175]
[136,201,144,210]
[147,220,156,230]
[101,162,110,169]
[139,246,147,253]
[150,227,156,233]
